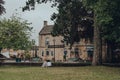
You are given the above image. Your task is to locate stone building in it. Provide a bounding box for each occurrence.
[38,21,93,62]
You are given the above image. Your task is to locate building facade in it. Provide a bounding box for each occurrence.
[38,21,93,62]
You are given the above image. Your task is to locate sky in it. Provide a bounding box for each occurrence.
[1,0,57,45]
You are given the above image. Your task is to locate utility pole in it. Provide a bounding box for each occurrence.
[53,38,56,62]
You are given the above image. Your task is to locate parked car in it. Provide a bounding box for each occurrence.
[32,57,42,62]
[67,58,83,62]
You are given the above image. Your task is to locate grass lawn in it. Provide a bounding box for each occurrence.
[0,66,120,80]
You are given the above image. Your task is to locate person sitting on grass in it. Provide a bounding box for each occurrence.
[41,56,48,67]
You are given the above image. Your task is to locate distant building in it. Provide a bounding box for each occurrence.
[0,46,40,59]
[1,49,23,58]
[30,46,39,57]
[38,21,93,62]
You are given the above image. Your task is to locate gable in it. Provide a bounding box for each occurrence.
[39,25,53,35]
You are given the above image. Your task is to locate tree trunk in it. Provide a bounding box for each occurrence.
[92,16,102,65]
[102,42,107,63]
[107,42,115,63]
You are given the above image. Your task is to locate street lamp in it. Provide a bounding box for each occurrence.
[53,38,56,62]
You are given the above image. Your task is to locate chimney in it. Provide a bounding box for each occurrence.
[44,21,47,26]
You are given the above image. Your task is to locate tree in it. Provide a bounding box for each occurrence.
[0,16,33,50]
[23,0,93,47]
[83,0,120,64]
[23,0,120,64]
[99,0,120,63]
[22,0,58,12]
[51,0,93,48]
[0,0,5,15]
[83,0,109,65]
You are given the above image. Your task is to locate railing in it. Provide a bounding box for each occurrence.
[48,45,64,48]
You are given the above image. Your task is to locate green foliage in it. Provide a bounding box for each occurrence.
[23,0,120,64]
[23,0,94,47]
[22,0,56,11]
[100,0,120,45]
[83,0,120,65]
[51,0,93,47]
[25,53,31,59]
[83,0,120,44]
[0,16,34,50]
[0,0,5,15]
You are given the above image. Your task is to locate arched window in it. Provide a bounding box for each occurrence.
[45,37,49,45]
[41,51,44,56]
[46,50,49,56]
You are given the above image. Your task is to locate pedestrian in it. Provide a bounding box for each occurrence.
[41,56,48,67]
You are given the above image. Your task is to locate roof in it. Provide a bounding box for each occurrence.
[0,54,6,58]
[31,46,39,50]
[39,25,53,35]
[1,52,10,58]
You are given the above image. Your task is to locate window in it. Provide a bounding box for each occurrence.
[46,51,49,56]
[51,51,54,56]
[41,51,44,56]
[45,37,49,45]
